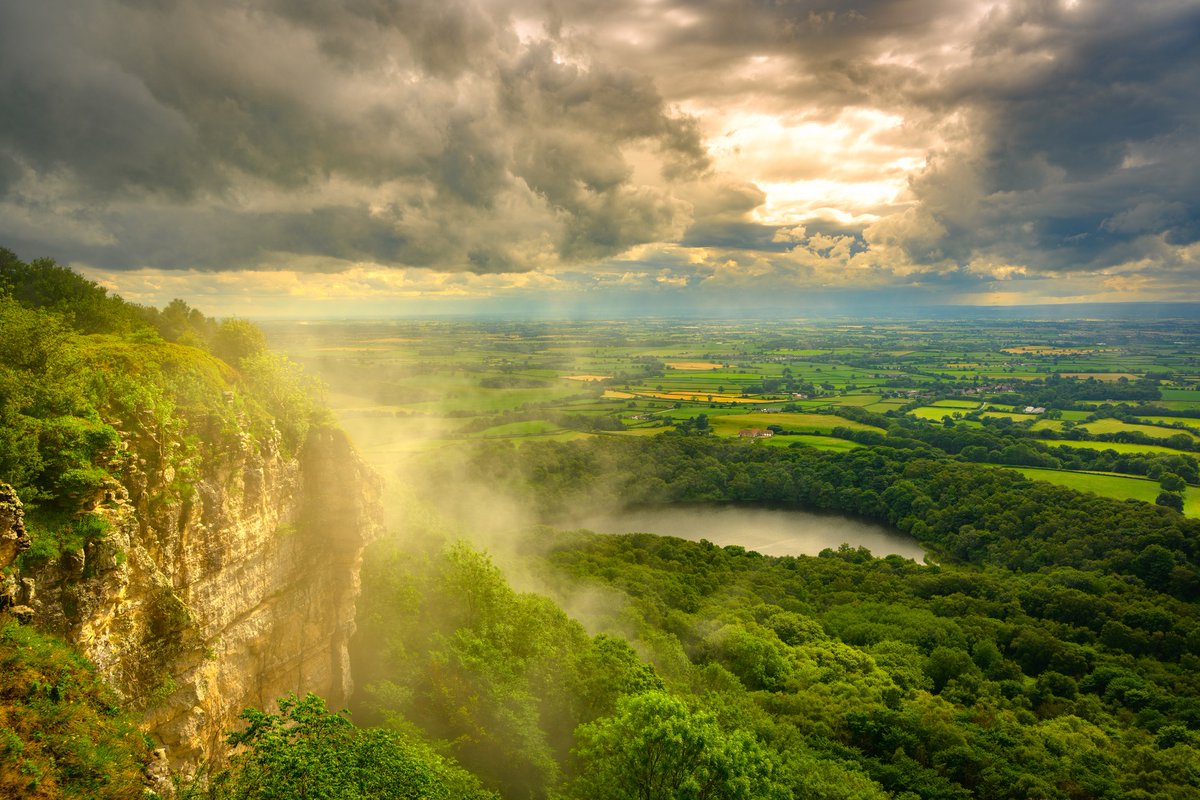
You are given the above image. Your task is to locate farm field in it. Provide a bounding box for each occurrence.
[910,406,963,421]
[1134,416,1200,429]
[263,317,1200,516]
[1040,440,1189,456]
[1077,418,1200,441]
[1005,466,1200,518]
[707,412,884,437]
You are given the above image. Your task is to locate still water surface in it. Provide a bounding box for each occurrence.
[575,506,924,560]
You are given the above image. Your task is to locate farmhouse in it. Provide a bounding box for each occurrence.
[738,428,775,439]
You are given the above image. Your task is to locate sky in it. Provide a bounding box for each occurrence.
[1,0,1198,317]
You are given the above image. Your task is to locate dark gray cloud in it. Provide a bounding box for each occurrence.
[0,0,709,271]
[2,0,1197,300]
[896,0,1200,272]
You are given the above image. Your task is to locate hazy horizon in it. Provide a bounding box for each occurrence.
[250,300,1200,323]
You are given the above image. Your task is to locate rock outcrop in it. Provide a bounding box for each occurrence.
[10,422,382,768]
[0,484,31,616]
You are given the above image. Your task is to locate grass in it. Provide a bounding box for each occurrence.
[1039,439,1190,455]
[998,466,1200,518]
[471,420,563,438]
[930,399,983,409]
[0,618,151,798]
[864,400,909,413]
[981,410,1039,422]
[1078,419,1200,441]
[610,427,670,437]
[1156,401,1200,411]
[832,394,883,407]
[1161,388,1200,402]
[1133,416,1200,429]
[910,407,962,421]
[761,434,864,451]
[708,412,885,437]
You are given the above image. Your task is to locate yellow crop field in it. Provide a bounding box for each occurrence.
[666,361,725,370]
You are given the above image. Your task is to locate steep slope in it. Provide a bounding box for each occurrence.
[0,253,384,771]
[3,414,381,769]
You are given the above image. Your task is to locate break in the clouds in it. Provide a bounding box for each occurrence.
[1,0,1198,312]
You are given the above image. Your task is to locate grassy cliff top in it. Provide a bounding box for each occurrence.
[0,247,323,562]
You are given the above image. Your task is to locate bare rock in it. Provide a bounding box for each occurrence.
[0,484,30,569]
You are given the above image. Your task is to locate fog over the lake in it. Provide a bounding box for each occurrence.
[574,506,925,560]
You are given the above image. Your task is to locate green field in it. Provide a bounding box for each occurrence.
[832,394,883,407]
[708,412,884,437]
[930,399,983,409]
[1078,418,1200,441]
[261,319,1200,504]
[757,433,864,451]
[1040,439,1189,455]
[471,420,563,438]
[1156,400,1200,411]
[981,410,1039,422]
[1133,415,1200,429]
[863,400,909,413]
[910,406,962,421]
[1004,466,1200,518]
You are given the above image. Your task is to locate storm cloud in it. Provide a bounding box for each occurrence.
[0,0,710,271]
[1,0,1198,308]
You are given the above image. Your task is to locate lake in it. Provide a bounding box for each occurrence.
[573,506,924,560]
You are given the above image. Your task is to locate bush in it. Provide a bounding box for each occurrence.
[185,693,497,800]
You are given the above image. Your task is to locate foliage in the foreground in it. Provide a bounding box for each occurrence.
[543,529,1200,799]
[181,693,496,800]
[0,616,150,799]
[354,537,892,800]
[572,691,789,800]
[358,526,1200,799]
[346,434,1200,799]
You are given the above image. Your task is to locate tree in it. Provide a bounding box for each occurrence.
[1155,492,1185,513]
[572,691,787,800]
[1159,473,1187,493]
[212,318,268,366]
[192,693,496,800]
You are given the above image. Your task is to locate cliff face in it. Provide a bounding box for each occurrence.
[2,421,382,768]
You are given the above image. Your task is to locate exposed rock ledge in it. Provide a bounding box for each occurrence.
[4,423,382,770]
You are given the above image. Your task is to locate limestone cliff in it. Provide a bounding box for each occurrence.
[2,420,382,768]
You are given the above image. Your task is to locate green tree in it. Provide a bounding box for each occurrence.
[1155,491,1184,513]
[572,691,787,800]
[212,319,268,366]
[193,693,496,800]
[1159,473,1187,492]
